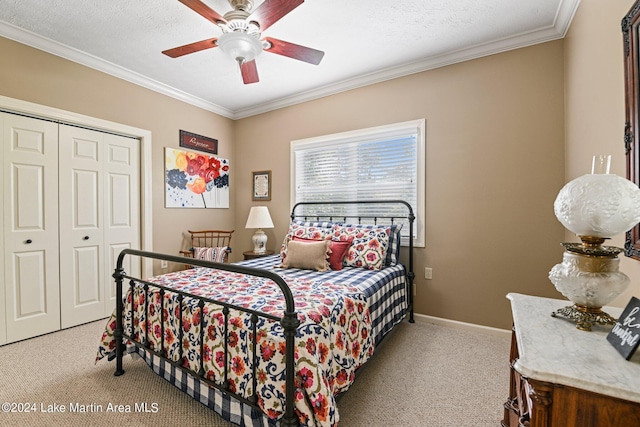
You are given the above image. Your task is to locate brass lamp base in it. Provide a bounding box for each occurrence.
[551,304,617,332]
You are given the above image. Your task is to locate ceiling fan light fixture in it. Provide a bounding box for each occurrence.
[217,31,263,63]
[163,0,324,84]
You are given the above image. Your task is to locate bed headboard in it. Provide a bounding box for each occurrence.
[290,199,415,323]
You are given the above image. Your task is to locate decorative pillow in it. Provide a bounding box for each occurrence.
[292,219,335,228]
[384,223,403,267]
[279,240,330,271]
[326,238,353,270]
[280,223,333,261]
[292,236,354,271]
[331,224,391,270]
[193,246,228,263]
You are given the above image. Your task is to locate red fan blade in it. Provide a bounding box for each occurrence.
[162,37,218,58]
[263,37,324,65]
[178,0,226,25]
[240,60,259,84]
[249,0,304,32]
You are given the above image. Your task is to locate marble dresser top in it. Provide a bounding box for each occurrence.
[507,293,640,403]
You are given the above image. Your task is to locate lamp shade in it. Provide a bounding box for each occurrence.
[245,206,274,229]
[553,173,640,238]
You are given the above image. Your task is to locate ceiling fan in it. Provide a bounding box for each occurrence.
[162,0,325,84]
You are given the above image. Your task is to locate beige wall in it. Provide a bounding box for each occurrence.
[0,37,236,273]
[564,0,640,306]
[236,41,567,330]
[9,3,634,330]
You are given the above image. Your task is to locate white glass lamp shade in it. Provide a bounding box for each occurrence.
[553,173,640,238]
[217,32,263,62]
[245,206,274,254]
[549,251,630,308]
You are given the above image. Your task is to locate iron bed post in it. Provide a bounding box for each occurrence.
[112,257,126,376]
[407,207,415,323]
[281,310,301,426]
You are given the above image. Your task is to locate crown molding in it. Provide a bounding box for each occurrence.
[234,0,581,119]
[0,0,580,120]
[0,20,235,119]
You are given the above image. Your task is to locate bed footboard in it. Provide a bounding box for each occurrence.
[112,249,300,427]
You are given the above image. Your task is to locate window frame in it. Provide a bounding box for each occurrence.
[290,119,425,247]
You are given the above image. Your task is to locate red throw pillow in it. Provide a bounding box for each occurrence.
[327,238,352,270]
[292,236,353,270]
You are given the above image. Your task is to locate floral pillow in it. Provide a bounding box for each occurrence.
[331,224,391,270]
[280,223,333,262]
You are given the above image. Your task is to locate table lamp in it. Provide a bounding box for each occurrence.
[245,206,274,254]
[549,155,640,331]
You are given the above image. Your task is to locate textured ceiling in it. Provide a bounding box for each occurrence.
[0,0,580,119]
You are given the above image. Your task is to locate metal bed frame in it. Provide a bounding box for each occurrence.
[112,200,415,426]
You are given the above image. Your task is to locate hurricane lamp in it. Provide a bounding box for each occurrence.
[549,155,640,331]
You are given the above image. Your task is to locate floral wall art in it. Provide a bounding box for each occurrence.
[165,147,229,208]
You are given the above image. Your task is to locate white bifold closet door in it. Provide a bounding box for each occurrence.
[1,113,141,345]
[2,114,61,343]
[58,124,140,328]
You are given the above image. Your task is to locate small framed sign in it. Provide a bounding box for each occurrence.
[179,130,218,155]
[606,296,640,360]
[252,170,271,201]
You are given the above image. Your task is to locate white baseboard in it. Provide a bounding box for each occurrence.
[413,313,511,338]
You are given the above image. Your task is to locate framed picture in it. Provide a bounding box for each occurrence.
[252,170,271,201]
[179,130,218,155]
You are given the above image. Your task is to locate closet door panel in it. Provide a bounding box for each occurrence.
[59,125,105,328]
[73,246,101,304]
[104,134,140,316]
[12,251,47,315]
[3,113,60,343]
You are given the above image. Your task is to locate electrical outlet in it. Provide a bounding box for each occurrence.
[424,267,432,280]
[160,260,168,269]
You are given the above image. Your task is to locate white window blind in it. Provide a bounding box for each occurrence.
[290,119,425,247]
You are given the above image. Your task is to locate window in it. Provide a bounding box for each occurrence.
[290,119,425,247]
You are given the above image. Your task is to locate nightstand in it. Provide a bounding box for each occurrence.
[503,293,640,427]
[243,250,275,260]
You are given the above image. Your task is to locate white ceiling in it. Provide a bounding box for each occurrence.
[0,0,580,119]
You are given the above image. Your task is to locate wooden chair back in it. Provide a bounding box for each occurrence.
[180,229,234,264]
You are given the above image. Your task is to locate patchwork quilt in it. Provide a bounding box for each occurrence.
[96,267,373,426]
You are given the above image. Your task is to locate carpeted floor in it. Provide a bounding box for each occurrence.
[0,318,510,426]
